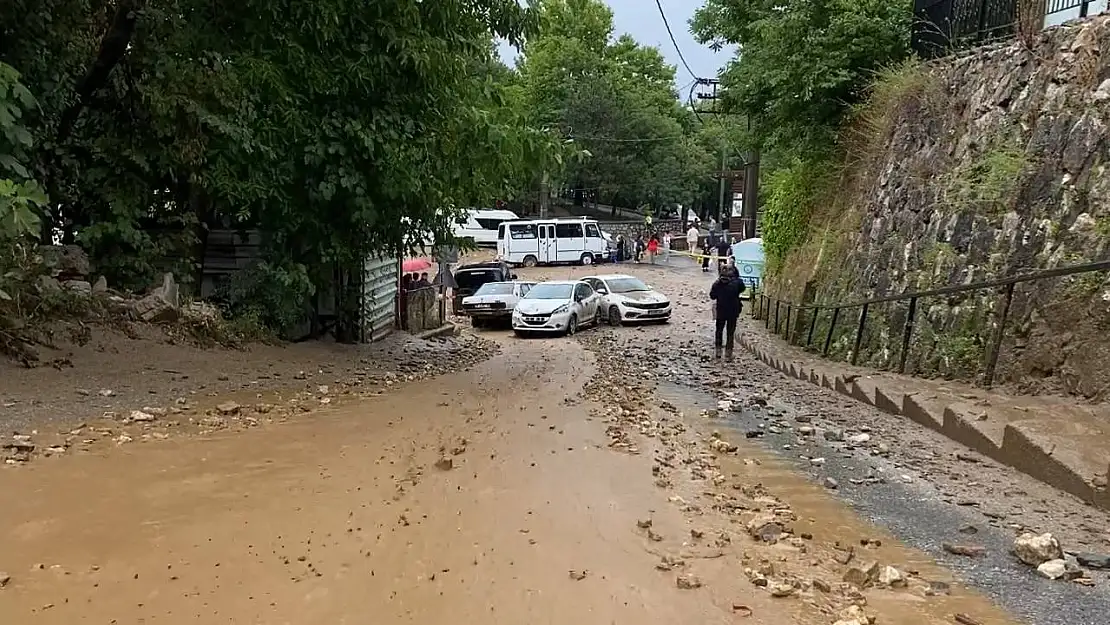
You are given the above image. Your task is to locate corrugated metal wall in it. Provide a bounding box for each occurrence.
[361,254,399,343]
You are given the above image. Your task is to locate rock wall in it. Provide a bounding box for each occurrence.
[777,16,1110,399]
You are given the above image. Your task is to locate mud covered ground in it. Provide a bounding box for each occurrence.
[0,258,1107,624]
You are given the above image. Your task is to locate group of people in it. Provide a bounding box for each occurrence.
[401,272,433,291]
[612,232,673,264]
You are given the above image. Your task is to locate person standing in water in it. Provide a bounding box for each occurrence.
[709,265,746,360]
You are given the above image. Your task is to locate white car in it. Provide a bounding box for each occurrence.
[582,274,672,325]
[461,281,536,327]
[512,280,602,337]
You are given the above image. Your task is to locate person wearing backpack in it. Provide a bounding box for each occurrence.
[709,265,746,360]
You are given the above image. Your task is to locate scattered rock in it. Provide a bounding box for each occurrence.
[746,515,784,543]
[847,433,871,444]
[1036,559,1068,580]
[636,519,653,529]
[1075,552,1110,570]
[568,570,587,581]
[127,410,157,423]
[842,561,879,588]
[877,565,906,588]
[92,276,109,294]
[215,401,241,416]
[676,573,702,589]
[647,529,663,542]
[132,273,181,322]
[942,543,986,558]
[0,572,9,588]
[768,580,796,597]
[434,456,454,471]
[823,428,845,442]
[823,477,839,490]
[63,280,92,296]
[1013,532,1061,566]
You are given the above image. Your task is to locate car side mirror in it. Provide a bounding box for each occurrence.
[596,287,607,294]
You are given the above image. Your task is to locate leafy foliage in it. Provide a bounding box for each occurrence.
[515,0,719,215]
[691,0,913,155]
[691,0,914,276]
[0,0,569,337]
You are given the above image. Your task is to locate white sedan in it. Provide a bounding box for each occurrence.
[512,280,603,337]
[582,274,672,325]
[461,281,536,327]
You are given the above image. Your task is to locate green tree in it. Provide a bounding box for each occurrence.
[691,0,912,154]
[517,0,717,214]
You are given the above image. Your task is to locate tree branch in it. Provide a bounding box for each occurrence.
[55,0,145,144]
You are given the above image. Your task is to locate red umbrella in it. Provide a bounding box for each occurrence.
[402,257,432,273]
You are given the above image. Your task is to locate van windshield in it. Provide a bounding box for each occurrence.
[523,283,573,300]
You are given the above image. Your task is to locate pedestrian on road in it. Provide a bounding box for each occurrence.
[685,224,699,257]
[616,235,626,262]
[646,235,659,264]
[661,231,672,264]
[716,237,731,271]
[709,264,746,361]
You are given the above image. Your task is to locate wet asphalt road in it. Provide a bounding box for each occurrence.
[656,378,1110,625]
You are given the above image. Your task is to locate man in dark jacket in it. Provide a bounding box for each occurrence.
[709,265,746,360]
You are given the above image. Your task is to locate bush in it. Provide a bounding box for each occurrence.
[217,260,316,335]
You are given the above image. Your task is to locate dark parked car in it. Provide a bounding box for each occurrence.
[452,261,516,314]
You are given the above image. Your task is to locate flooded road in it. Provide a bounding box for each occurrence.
[1,259,1103,624]
[1,330,1023,625]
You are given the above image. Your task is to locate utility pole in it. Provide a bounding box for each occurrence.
[717,145,727,224]
[539,172,549,219]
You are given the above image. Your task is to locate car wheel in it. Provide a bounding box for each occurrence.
[593,307,604,327]
[471,317,483,329]
[566,314,578,336]
[523,255,538,268]
[580,253,594,266]
[608,305,622,326]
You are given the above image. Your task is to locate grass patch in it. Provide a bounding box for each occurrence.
[943,146,1028,215]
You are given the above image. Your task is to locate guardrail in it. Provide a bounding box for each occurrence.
[751,259,1110,388]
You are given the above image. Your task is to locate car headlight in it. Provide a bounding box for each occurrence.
[551,304,569,315]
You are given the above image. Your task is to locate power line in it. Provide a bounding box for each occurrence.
[654,0,699,81]
[568,133,686,143]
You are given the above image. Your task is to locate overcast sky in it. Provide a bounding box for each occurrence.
[499,0,734,87]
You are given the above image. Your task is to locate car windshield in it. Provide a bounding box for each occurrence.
[523,283,573,300]
[605,277,651,293]
[475,282,514,296]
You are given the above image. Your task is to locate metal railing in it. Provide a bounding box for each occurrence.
[1046,0,1096,15]
[913,0,1019,59]
[751,259,1110,388]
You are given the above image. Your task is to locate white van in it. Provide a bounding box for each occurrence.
[497,218,608,267]
[453,209,519,247]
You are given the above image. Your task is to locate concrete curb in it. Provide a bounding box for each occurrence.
[738,333,1110,512]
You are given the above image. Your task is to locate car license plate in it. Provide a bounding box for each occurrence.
[646,309,668,316]
[475,304,491,309]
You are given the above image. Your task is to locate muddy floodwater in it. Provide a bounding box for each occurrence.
[2,260,1105,624]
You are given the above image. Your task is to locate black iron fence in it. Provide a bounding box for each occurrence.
[1046,0,1097,16]
[750,259,1110,389]
[912,0,1019,58]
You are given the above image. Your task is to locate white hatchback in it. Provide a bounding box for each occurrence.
[582,274,672,325]
[512,280,602,337]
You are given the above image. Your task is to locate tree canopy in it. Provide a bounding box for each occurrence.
[691,0,912,155]
[513,0,726,215]
[1,0,563,290]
